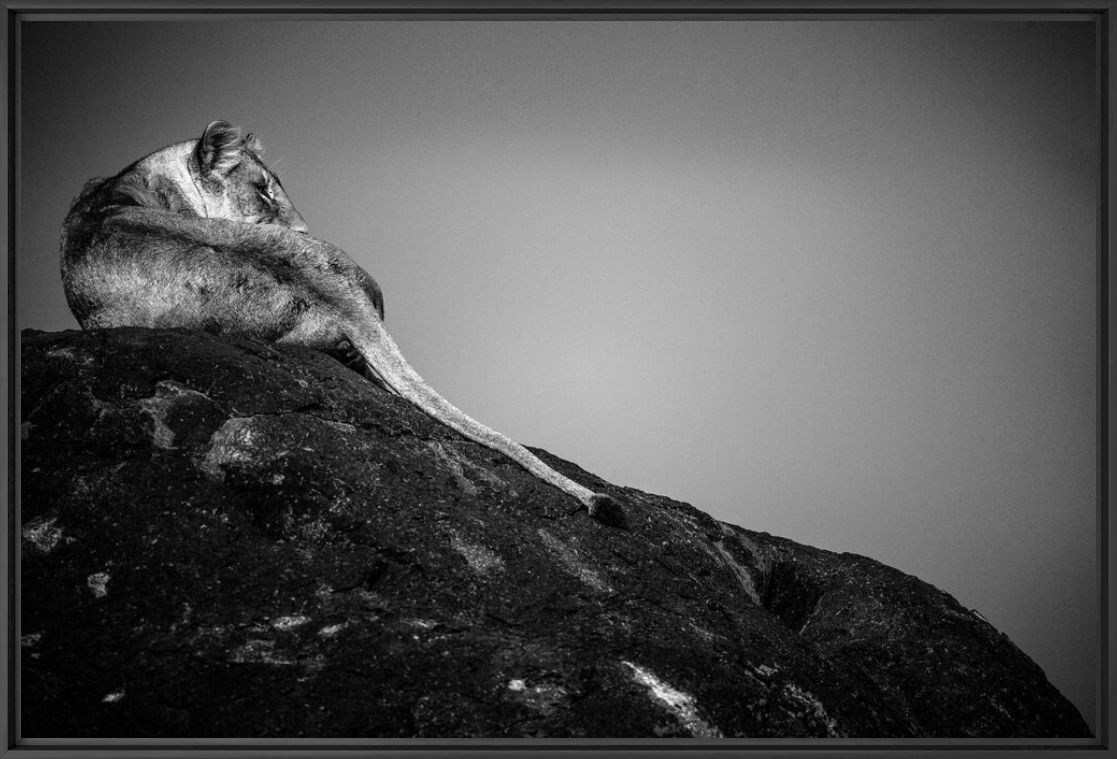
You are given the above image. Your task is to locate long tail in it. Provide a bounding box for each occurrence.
[347,320,623,525]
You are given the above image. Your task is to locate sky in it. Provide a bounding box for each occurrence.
[17,17,1099,734]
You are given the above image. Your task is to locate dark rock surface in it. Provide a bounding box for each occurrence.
[20,328,1091,739]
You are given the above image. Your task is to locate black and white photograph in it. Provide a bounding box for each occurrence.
[4,2,1107,750]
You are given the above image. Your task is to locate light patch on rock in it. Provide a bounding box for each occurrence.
[783,682,841,737]
[989,697,1013,720]
[428,441,478,496]
[537,528,611,594]
[229,638,295,666]
[754,664,779,678]
[137,395,176,450]
[87,571,110,598]
[429,440,509,491]
[102,690,125,703]
[458,456,509,489]
[193,624,231,641]
[137,380,214,450]
[797,604,826,636]
[449,532,504,575]
[318,622,347,638]
[720,522,763,555]
[229,639,325,671]
[690,622,717,642]
[200,417,262,478]
[22,515,67,553]
[342,587,387,613]
[294,518,332,545]
[21,632,42,648]
[661,507,705,536]
[271,615,310,631]
[46,346,94,365]
[504,678,568,715]
[711,540,762,606]
[623,661,723,738]
[406,618,438,630]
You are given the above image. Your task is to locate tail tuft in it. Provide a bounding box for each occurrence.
[588,493,628,530]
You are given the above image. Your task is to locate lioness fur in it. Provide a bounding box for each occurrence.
[61,121,622,526]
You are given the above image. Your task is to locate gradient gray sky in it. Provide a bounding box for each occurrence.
[18,17,1098,732]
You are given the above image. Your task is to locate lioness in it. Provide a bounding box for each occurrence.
[61,120,622,526]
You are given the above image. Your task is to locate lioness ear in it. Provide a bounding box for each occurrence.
[197,120,244,179]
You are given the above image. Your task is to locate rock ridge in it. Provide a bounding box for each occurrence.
[20,328,1091,738]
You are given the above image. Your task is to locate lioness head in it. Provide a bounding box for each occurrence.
[190,120,308,232]
[120,120,308,232]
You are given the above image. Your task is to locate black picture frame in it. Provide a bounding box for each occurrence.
[2,1,1111,757]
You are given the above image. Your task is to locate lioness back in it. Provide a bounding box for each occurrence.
[61,121,310,331]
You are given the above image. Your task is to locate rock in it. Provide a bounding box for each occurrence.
[19,328,1091,738]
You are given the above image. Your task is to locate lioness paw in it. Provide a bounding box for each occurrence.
[588,493,628,530]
